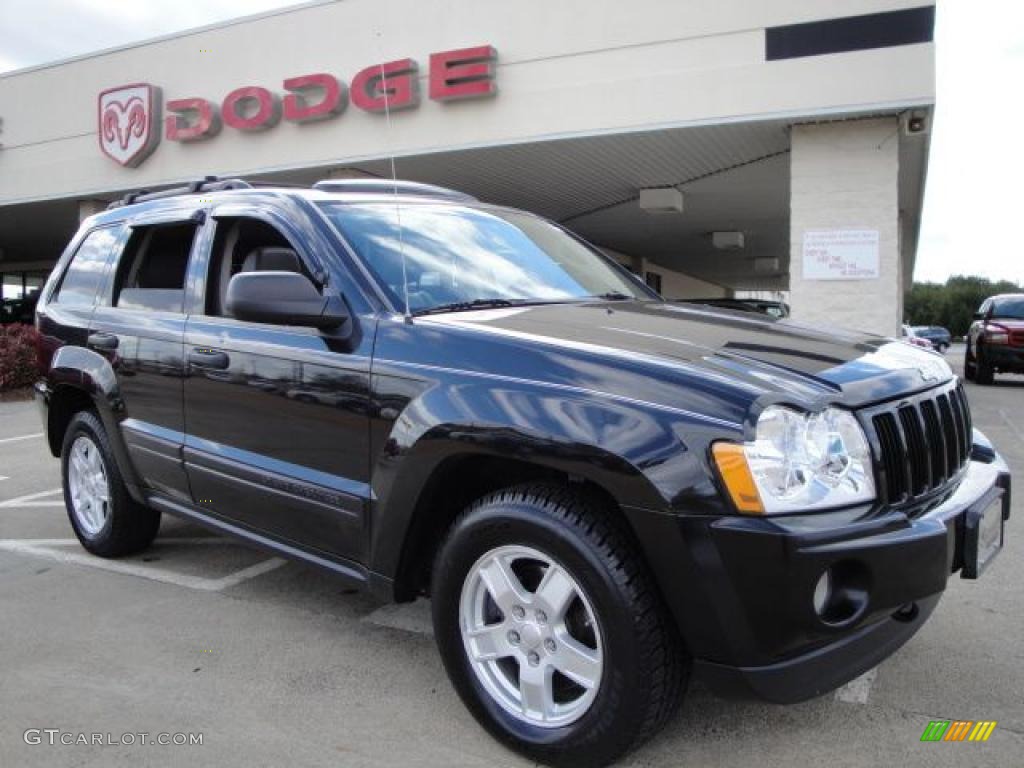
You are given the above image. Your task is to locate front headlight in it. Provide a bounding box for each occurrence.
[713,405,876,515]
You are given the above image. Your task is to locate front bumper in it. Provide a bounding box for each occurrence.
[655,450,1010,704]
[984,344,1024,372]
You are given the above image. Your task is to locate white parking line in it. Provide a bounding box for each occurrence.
[0,488,64,508]
[207,557,288,590]
[364,600,434,636]
[0,432,43,445]
[19,537,228,546]
[0,538,286,591]
[835,667,878,704]
[999,409,1024,447]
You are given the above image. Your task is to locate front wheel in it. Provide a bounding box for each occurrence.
[431,484,687,767]
[976,348,995,385]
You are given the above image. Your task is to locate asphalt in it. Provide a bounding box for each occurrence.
[1,342,1022,767]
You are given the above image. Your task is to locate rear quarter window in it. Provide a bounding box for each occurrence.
[53,227,120,307]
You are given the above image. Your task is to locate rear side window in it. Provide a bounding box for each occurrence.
[113,222,199,313]
[53,227,120,307]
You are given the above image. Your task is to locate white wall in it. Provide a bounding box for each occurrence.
[0,0,934,204]
[788,118,901,337]
[603,248,727,299]
[644,264,728,300]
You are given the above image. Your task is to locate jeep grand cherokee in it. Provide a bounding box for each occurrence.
[34,177,1011,767]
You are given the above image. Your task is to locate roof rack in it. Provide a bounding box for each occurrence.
[106,176,253,210]
[312,178,477,202]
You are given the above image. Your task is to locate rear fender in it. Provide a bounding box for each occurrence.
[47,345,144,500]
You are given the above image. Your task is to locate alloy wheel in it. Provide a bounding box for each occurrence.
[459,544,604,728]
[67,435,111,536]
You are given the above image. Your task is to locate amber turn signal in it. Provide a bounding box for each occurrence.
[711,442,764,515]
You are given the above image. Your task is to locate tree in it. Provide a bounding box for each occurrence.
[904,275,1022,337]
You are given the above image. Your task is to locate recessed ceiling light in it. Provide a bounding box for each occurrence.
[712,231,745,250]
[638,188,684,214]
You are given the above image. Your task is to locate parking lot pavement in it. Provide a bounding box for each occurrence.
[1,354,1022,768]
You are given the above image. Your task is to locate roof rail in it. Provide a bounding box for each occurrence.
[106,176,253,210]
[312,178,477,202]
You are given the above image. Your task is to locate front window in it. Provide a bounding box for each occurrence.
[317,202,653,314]
[990,297,1024,320]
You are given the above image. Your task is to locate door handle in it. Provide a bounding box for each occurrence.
[188,348,230,370]
[87,332,118,351]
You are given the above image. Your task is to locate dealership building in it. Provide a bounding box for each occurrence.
[0,0,935,335]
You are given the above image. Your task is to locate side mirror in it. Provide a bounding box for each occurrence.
[972,311,984,320]
[225,271,350,330]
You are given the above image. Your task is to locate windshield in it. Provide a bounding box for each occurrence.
[991,297,1024,320]
[317,202,653,314]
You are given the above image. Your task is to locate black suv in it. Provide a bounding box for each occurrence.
[35,178,1010,766]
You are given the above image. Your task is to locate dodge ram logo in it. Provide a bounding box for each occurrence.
[98,83,161,167]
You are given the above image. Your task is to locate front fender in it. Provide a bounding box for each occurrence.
[368,369,733,577]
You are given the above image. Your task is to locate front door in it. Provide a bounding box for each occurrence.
[182,212,373,562]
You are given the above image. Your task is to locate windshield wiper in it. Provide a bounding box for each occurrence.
[589,291,633,301]
[413,298,517,316]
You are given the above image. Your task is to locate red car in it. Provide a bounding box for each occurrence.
[966,294,1024,384]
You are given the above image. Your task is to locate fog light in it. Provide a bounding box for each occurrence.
[813,570,833,616]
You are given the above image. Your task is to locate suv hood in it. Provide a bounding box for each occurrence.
[425,301,953,414]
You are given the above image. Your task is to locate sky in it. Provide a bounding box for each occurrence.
[916,0,1024,285]
[0,0,1022,285]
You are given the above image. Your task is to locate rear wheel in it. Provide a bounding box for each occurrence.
[431,483,687,767]
[61,411,161,557]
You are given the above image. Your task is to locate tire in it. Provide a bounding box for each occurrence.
[964,344,977,381]
[975,349,995,386]
[61,410,161,557]
[431,483,687,767]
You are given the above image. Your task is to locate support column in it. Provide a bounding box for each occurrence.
[788,118,901,337]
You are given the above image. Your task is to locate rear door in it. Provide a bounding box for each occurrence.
[181,207,373,562]
[89,210,204,504]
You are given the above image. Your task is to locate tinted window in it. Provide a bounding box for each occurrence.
[205,217,304,317]
[54,227,119,307]
[317,202,651,314]
[113,222,199,313]
[991,297,1024,320]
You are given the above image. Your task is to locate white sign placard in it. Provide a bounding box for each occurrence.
[802,229,880,280]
